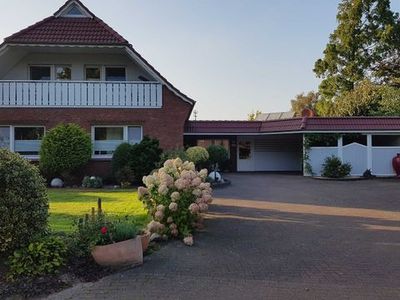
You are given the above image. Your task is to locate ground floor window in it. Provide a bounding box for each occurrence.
[92,125,143,157]
[238,141,251,159]
[0,126,44,157]
[0,126,10,149]
[14,126,45,156]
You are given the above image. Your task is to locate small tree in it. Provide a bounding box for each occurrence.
[129,136,163,181]
[0,149,49,254]
[207,145,228,170]
[40,124,92,181]
[186,146,209,169]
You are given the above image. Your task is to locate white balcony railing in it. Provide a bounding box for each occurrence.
[0,81,162,108]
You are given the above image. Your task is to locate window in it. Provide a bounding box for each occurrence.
[128,126,142,145]
[93,126,143,157]
[55,66,72,80]
[238,141,251,160]
[0,126,10,149]
[372,135,400,147]
[342,134,367,146]
[86,67,101,81]
[65,4,85,17]
[30,66,51,80]
[197,139,230,157]
[105,67,126,81]
[14,127,44,156]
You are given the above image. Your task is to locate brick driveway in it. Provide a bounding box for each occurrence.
[48,174,400,299]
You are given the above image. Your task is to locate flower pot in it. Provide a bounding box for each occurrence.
[392,154,400,177]
[91,236,143,267]
[140,232,150,252]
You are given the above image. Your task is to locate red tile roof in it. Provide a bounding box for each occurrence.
[185,117,400,134]
[4,17,129,46]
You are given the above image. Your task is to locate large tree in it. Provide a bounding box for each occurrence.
[290,91,319,116]
[314,0,400,99]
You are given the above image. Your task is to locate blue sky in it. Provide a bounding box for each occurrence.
[0,1,399,120]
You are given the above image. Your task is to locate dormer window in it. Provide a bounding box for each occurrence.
[65,4,85,17]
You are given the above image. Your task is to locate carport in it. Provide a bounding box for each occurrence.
[184,117,400,176]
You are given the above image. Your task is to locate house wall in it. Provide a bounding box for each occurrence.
[0,86,192,177]
[1,52,155,81]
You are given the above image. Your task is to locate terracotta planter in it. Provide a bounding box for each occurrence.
[392,153,400,177]
[140,232,150,252]
[92,236,143,267]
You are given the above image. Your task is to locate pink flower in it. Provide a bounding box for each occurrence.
[191,177,202,187]
[199,203,208,213]
[171,191,180,202]
[192,189,202,197]
[155,210,164,221]
[169,202,178,212]
[137,186,148,199]
[189,203,200,214]
[169,223,177,230]
[158,184,169,195]
[183,235,194,246]
[147,220,164,233]
[171,229,179,237]
[156,204,165,212]
[167,216,174,224]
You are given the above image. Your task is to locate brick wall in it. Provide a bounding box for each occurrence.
[0,85,194,178]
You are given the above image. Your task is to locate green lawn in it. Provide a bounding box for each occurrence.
[48,189,149,233]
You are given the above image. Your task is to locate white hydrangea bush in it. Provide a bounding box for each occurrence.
[138,158,212,246]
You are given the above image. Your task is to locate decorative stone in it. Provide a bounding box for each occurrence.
[208,171,222,182]
[50,178,64,188]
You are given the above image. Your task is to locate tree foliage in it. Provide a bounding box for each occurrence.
[314,0,400,99]
[39,123,92,179]
[290,91,319,116]
[247,110,262,121]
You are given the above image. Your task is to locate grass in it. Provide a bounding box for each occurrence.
[47,188,149,233]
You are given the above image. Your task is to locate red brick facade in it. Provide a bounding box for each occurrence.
[0,86,193,177]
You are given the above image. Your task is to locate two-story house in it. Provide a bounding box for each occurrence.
[0,0,194,176]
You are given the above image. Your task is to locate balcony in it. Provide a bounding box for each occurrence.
[0,81,162,108]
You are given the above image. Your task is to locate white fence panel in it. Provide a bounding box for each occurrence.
[342,143,367,176]
[308,147,338,176]
[372,147,400,176]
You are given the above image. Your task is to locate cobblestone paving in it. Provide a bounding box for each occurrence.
[47,174,400,300]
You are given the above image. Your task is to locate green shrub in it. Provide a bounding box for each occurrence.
[82,176,103,188]
[321,155,352,178]
[39,123,92,180]
[207,145,228,168]
[130,137,163,181]
[7,236,67,281]
[112,143,132,175]
[0,149,49,255]
[111,136,162,184]
[159,149,188,167]
[115,166,135,187]
[186,146,209,167]
[112,222,138,243]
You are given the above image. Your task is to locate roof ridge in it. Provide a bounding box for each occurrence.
[93,16,129,45]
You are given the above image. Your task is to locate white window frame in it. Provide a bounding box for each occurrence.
[0,125,12,151]
[0,125,45,160]
[29,65,53,81]
[104,66,127,82]
[91,125,143,159]
[55,65,72,81]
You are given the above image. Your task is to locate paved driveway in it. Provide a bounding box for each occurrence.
[48,174,400,299]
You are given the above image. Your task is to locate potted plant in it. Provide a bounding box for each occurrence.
[75,199,150,267]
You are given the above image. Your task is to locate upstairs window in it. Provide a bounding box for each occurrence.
[86,67,101,81]
[14,126,44,156]
[30,66,51,81]
[105,67,126,82]
[56,66,72,80]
